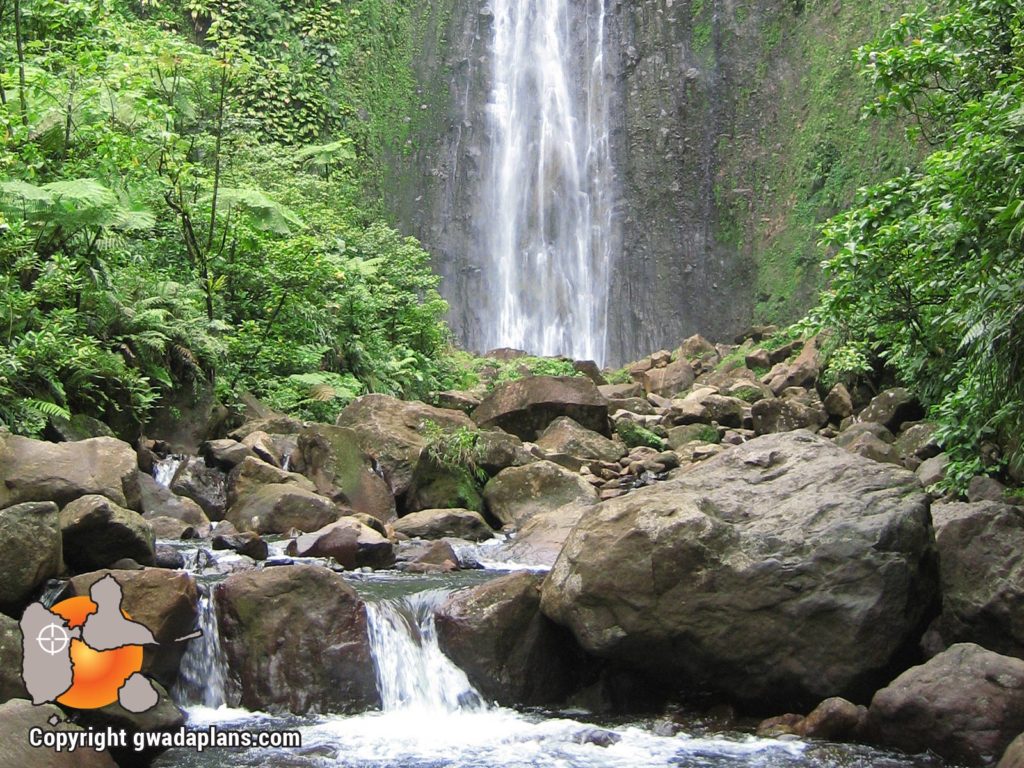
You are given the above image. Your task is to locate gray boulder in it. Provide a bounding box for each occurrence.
[0,502,61,615]
[541,431,937,710]
[858,387,923,431]
[225,456,315,509]
[0,614,27,700]
[0,434,140,510]
[60,495,155,572]
[225,483,340,535]
[335,394,474,502]
[484,461,599,528]
[392,508,494,542]
[436,572,586,706]
[216,565,379,714]
[751,396,827,435]
[641,359,695,398]
[473,376,610,440]
[505,503,593,568]
[285,517,395,569]
[867,643,1024,766]
[169,457,226,520]
[535,417,625,463]
[138,473,210,528]
[296,424,396,522]
[923,502,1024,658]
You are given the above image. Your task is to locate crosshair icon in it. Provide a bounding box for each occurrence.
[37,623,69,656]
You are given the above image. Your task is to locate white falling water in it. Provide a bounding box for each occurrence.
[365,589,483,713]
[153,455,184,488]
[174,592,229,709]
[481,0,616,364]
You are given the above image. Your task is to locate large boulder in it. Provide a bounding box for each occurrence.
[138,473,209,528]
[392,508,494,542]
[169,457,226,520]
[922,502,1024,658]
[199,439,255,470]
[0,700,118,768]
[505,503,593,567]
[0,614,27,700]
[224,483,340,535]
[59,495,155,572]
[484,461,599,528]
[541,431,937,710]
[0,434,140,510]
[215,565,379,714]
[535,417,625,463]
[751,395,827,435]
[641,359,695,398]
[436,572,587,706]
[335,395,475,503]
[285,518,395,569]
[62,568,198,687]
[296,424,396,522]
[225,456,315,509]
[475,430,534,476]
[472,376,610,440]
[404,455,484,515]
[857,387,923,432]
[0,501,61,616]
[867,643,1024,766]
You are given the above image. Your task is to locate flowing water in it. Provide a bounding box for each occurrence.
[154,560,946,768]
[173,590,229,709]
[154,455,185,487]
[478,0,617,364]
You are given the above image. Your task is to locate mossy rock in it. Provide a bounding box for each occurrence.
[615,421,665,450]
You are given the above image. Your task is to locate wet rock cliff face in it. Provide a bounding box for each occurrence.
[385,0,913,366]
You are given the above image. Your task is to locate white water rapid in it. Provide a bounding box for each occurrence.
[480,0,616,364]
[365,588,483,713]
[159,568,940,768]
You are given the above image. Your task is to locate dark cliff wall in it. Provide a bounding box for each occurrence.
[384,0,915,366]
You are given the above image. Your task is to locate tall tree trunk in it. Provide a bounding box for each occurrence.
[13,0,27,128]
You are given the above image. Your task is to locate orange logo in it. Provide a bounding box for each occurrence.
[49,596,144,710]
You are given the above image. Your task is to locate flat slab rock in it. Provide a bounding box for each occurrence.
[541,430,937,710]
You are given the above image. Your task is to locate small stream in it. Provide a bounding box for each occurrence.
[148,542,946,768]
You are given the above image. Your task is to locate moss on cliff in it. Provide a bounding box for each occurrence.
[713,0,918,325]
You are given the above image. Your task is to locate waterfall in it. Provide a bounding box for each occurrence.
[173,591,229,708]
[153,455,184,488]
[480,0,616,364]
[365,589,483,712]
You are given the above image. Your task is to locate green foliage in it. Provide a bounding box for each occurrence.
[260,371,363,423]
[812,0,1024,490]
[615,420,665,450]
[422,421,487,483]
[604,366,633,385]
[0,0,457,435]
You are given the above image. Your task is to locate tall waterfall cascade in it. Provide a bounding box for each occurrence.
[479,0,617,365]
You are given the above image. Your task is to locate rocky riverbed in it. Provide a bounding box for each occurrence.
[2,331,1023,767]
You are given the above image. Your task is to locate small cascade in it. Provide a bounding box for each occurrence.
[365,589,483,713]
[173,590,229,708]
[153,455,185,488]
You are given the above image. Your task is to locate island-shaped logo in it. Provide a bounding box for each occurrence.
[20,574,160,713]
